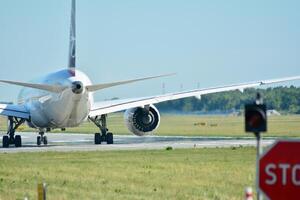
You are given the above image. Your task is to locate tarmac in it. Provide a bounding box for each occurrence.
[0,132,275,153]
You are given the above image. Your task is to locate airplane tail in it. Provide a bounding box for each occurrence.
[68,0,76,71]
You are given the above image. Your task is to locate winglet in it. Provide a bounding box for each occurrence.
[260,75,300,85]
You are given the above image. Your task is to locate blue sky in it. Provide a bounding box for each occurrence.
[0,0,300,102]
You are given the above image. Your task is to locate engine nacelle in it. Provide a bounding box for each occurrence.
[124,105,160,136]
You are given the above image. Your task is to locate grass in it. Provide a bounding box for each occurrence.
[1,114,300,137]
[0,114,297,199]
[0,148,256,200]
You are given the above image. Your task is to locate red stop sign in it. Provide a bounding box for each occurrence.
[259,140,300,200]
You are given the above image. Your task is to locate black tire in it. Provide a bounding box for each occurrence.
[15,135,22,147]
[107,132,113,144]
[94,133,101,144]
[2,136,9,148]
[37,136,41,146]
[43,136,48,145]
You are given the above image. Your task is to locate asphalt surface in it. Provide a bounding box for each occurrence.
[0,132,276,153]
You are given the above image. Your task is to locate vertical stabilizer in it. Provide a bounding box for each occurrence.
[68,0,76,71]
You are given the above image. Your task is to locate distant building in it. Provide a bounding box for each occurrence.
[267,110,281,116]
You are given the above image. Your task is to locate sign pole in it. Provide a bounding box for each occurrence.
[245,92,267,200]
[37,182,46,200]
[255,132,263,200]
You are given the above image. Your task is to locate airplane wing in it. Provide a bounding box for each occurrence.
[0,103,30,119]
[89,75,300,117]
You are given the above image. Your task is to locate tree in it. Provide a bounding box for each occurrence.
[156,86,300,114]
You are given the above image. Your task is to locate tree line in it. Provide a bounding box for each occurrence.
[156,86,300,114]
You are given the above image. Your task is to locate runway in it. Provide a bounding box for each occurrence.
[0,132,276,153]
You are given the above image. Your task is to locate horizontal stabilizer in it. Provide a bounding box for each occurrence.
[0,80,67,93]
[86,73,175,92]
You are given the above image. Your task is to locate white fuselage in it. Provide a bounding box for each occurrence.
[18,69,94,129]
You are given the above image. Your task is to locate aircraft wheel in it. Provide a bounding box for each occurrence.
[37,136,41,146]
[43,136,48,145]
[15,135,22,147]
[107,132,113,144]
[2,136,9,148]
[94,133,101,144]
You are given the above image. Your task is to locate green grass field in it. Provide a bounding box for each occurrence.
[0,114,298,199]
[1,114,300,137]
[0,148,256,200]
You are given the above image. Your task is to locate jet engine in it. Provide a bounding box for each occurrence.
[124,105,160,136]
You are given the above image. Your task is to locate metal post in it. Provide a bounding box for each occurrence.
[255,132,263,200]
[37,183,46,200]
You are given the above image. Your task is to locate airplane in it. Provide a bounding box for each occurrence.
[1,0,300,148]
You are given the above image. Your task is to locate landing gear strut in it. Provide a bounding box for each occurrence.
[2,116,25,148]
[37,131,48,146]
[89,115,114,145]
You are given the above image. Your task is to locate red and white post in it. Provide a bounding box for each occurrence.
[245,187,253,200]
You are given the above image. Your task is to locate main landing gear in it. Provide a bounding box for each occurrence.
[89,115,114,145]
[2,116,25,148]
